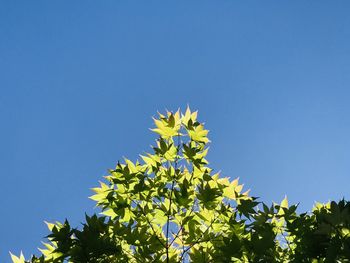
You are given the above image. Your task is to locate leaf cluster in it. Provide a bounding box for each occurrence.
[11,108,350,263]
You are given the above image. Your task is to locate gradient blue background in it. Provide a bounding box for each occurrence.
[1,1,350,261]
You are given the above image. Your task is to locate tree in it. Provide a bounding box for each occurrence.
[12,108,350,262]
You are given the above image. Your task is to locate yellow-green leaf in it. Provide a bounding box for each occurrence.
[10,252,25,263]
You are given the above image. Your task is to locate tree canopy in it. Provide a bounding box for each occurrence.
[12,108,350,262]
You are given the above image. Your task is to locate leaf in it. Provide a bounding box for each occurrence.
[153,209,168,226]
[151,112,180,139]
[188,124,210,143]
[182,107,198,126]
[44,221,55,231]
[277,196,288,215]
[101,209,118,219]
[10,252,25,263]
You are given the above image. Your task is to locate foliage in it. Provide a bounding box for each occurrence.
[12,108,350,262]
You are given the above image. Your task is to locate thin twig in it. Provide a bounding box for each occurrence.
[179,216,218,261]
[132,200,166,249]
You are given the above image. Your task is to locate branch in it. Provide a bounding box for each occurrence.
[169,200,197,247]
[166,134,181,263]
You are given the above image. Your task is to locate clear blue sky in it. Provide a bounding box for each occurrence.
[1,1,350,261]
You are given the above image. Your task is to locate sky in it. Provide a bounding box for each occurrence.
[1,1,350,261]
